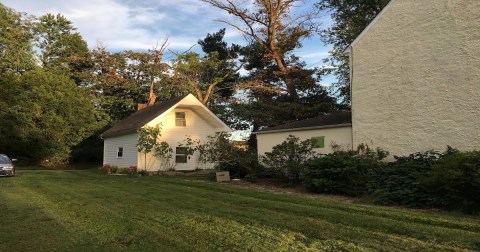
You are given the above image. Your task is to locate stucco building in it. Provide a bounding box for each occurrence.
[346,0,480,157]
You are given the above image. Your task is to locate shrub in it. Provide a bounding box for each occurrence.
[303,145,384,196]
[262,135,317,181]
[422,150,480,213]
[303,144,388,196]
[368,150,443,207]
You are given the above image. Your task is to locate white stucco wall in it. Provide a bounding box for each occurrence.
[351,0,480,157]
[103,133,138,167]
[256,126,353,157]
[139,107,218,171]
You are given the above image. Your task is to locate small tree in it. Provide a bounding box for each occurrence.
[197,132,237,170]
[262,135,318,181]
[153,141,175,171]
[137,125,161,171]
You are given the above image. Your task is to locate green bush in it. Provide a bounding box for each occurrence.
[423,150,480,213]
[302,144,386,196]
[303,154,380,196]
[368,150,442,207]
[262,135,317,181]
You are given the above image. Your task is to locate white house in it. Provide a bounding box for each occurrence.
[254,112,352,156]
[346,0,480,157]
[101,94,231,171]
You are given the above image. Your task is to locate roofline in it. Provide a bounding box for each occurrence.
[343,0,396,54]
[187,94,232,132]
[102,94,231,139]
[100,129,137,139]
[252,123,352,135]
[159,94,232,132]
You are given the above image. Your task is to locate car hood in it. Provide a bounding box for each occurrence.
[0,163,13,167]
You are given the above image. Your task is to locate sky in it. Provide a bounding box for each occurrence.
[2,0,335,82]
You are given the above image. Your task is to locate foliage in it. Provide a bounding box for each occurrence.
[0,3,35,74]
[0,69,98,164]
[34,13,89,75]
[170,52,238,105]
[177,135,201,162]
[153,141,175,171]
[262,135,317,181]
[316,0,390,103]
[197,132,237,170]
[423,150,480,214]
[368,149,446,208]
[303,144,386,196]
[202,0,319,99]
[137,125,162,171]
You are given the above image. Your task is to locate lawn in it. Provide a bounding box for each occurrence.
[1,170,479,251]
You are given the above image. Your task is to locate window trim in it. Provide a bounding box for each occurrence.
[175,112,186,127]
[311,136,325,149]
[117,147,124,158]
[175,147,188,163]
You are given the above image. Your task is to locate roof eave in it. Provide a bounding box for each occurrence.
[252,123,352,135]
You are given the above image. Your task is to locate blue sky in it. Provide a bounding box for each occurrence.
[3,0,335,84]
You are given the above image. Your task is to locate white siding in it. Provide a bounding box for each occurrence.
[256,126,353,156]
[103,133,139,168]
[138,108,217,171]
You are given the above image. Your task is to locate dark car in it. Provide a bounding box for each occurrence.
[0,154,16,177]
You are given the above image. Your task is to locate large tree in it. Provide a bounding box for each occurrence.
[316,0,390,103]
[34,13,89,75]
[0,69,99,164]
[201,0,319,100]
[0,3,35,74]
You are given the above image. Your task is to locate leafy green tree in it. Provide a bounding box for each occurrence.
[197,28,241,100]
[137,126,161,171]
[0,3,35,74]
[34,13,89,74]
[262,135,317,181]
[316,0,390,103]
[0,69,99,164]
[171,51,239,105]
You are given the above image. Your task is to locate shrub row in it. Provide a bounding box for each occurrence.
[302,147,480,214]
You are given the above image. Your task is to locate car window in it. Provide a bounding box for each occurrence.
[0,156,11,164]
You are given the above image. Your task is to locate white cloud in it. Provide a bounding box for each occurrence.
[2,0,334,70]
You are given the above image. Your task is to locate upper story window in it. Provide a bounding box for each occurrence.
[175,112,186,126]
[117,147,124,158]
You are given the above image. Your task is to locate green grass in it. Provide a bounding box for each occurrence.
[1,170,479,251]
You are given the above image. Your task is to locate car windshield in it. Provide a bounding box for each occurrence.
[0,156,11,164]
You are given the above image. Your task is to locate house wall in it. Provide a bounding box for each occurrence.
[351,0,480,157]
[138,108,218,171]
[103,133,138,167]
[256,126,353,157]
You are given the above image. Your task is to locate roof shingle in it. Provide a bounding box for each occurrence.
[101,95,186,138]
[256,112,352,134]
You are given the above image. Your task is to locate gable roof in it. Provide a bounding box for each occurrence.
[344,0,396,54]
[253,112,352,134]
[101,95,187,138]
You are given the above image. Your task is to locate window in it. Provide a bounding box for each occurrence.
[117,147,124,158]
[311,136,325,148]
[175,147,188,163]
[175,112,186,126]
